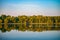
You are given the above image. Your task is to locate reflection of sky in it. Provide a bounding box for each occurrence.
[0,30,60,40]
[0,0,60,16]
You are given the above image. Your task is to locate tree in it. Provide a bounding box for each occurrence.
[0,19,2,23]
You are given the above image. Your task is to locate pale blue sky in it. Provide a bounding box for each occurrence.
[0,0,60,16]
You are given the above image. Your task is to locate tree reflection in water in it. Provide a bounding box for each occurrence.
[0,24,60,32]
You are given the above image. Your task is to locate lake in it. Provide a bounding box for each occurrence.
[0,30,60,40]
[0,24,60,40]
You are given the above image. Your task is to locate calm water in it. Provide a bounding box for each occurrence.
[0,24,60,40]
[0,30,60,40]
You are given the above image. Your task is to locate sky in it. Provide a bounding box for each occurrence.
[0,0,60,16]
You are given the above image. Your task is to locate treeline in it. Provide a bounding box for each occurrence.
[0,15,60,32]
[0,15,60,24]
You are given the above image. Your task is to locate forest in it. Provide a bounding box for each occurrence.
[0,15,60,23]
[0,15,60,32]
